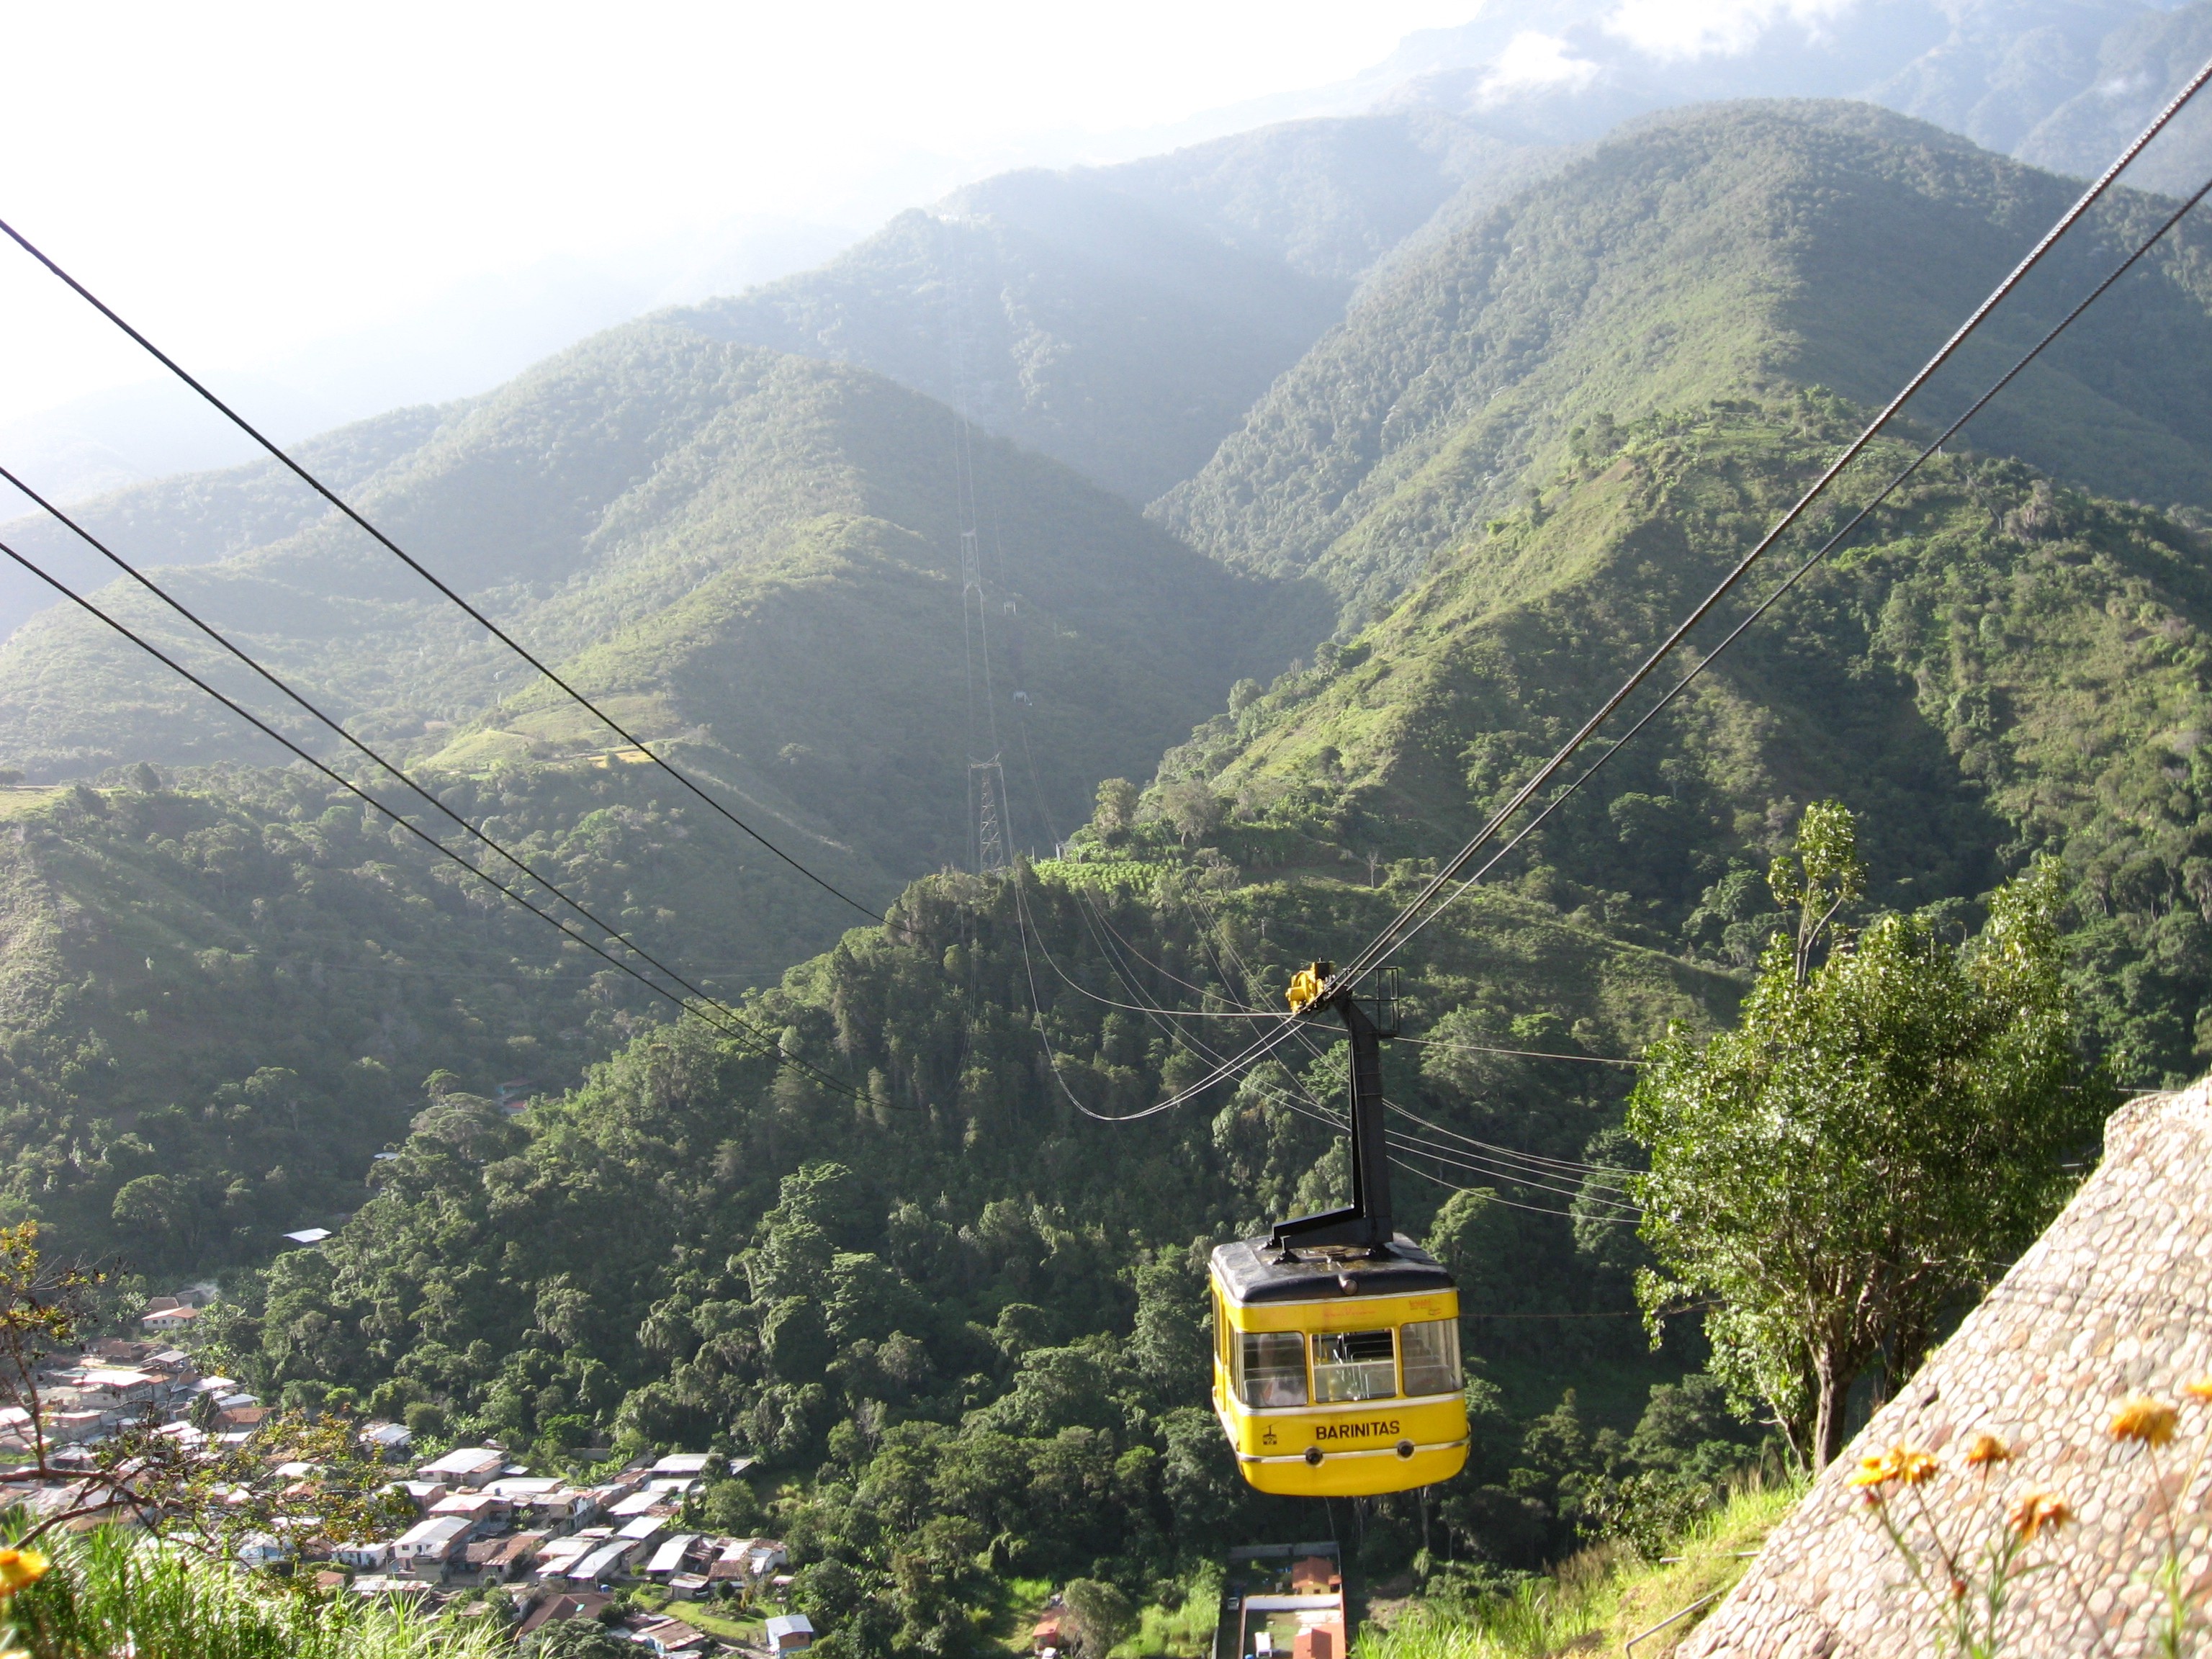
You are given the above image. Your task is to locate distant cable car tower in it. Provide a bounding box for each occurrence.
[971,758,1009,874]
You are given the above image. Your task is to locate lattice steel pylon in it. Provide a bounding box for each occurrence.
[970,758,1008,873]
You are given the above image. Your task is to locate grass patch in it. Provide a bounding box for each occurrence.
[1358,1482,1801,1659]
[8,1524,508,1658]
[990,1573,1061,1648]
[1115,1573,1222,1659]
[680,1600,766,1643]
[0,786,67,819]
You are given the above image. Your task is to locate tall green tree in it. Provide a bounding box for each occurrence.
[1629,808,2110,1468]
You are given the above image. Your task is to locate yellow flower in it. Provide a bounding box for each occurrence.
[1846,1452,1892,1488]
[2185,1377,2212,1403]
[2010,1491,2074,1542]
[0,1547,48,1596]
[1964,1432,2011,1469]
[1845,1444,1939,1489]
[2110,1397,2180,1446]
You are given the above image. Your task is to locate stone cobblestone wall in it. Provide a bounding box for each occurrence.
[1679,1079,2212,1658]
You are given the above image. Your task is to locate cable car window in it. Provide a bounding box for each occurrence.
[1400,1318,1462,1396]
[1237,1331,1308,1408]
[1312,1328,1398,1403]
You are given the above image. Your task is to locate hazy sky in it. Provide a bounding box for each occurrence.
[0,0,1887,450]
[0,1,1502,431]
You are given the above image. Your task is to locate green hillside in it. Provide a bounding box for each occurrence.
[0,403,454,641]
[0,329,1310,871]
[1143,393,2212,1085]
[0,755,891,1280]
[673,112,1550,503]
[228,855,1737,1579]
[206,390,2212,1623]
[1156,100,2212,629]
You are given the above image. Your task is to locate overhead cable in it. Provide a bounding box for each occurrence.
[1382,1097,1638,1181]
[1383,1131,1642,1209]
[1395,1033,1643,1067]
[0,215,884,926]
[1390,1156,1635,1224]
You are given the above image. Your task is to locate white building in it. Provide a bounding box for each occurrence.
[391,1515,472,1577]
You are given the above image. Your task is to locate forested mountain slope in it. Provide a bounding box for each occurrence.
[0,758,878,1278]
[1149,394,2212,1085]
[0,405,457,642]
[0,326,1308,871]
[230,856,1737,1581]
[1157,101,2212,629]
[174,384,2212,1631]
[671,111,1555,503]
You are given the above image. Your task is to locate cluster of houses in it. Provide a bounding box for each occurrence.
[336,1443,806,1653]
[6,1315,816,1657]
[1,1335,261,1458]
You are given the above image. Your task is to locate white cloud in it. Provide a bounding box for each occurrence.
[1602,0,1861,61]
[1479,30,1604,98]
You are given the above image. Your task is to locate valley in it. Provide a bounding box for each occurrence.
[2,25,2211,1657]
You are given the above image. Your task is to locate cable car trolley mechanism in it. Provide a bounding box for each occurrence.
[1209,963,1469,1497]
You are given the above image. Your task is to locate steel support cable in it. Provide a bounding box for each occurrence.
[1004,727,1328,1117]
[1017,870,1256,1021]
[1009,809,1630,1196]
[1381,1133,1642,1209]
[0,218,883,927]
[1381,1099,1638,1182]
[1362,159,2212,974]
[1019,868,1318,1120]
[1061,887,1353,1123]
[1010,862,1340,1123]
[1020,868,1627,1204]
[1379,1107,1641,1201]
[1389,1156,1635,1224]
[1008,723,1287,1026]
[1325,52,2212,998]
[1010,862,1228,1123]
[1385,1120,1639,1192]
[1394,1034,1642,1068]
[0,534,876,1102]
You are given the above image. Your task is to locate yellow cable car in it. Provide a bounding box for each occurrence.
[1209,963,1470,1498]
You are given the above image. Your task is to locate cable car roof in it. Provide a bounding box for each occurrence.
[1210,1236,1452,1304]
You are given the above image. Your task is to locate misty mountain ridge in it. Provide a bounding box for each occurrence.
[670,108,1556,504]
[1159,99,2212,629]
[1260,0,2212,192]
[0,323,1316,883]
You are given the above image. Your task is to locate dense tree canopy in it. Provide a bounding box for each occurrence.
[1629,814,2110,1466]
